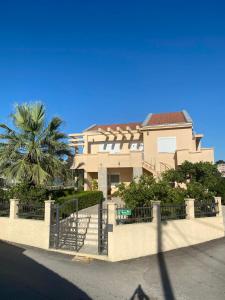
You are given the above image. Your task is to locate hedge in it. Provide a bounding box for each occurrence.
[56,191,104,211]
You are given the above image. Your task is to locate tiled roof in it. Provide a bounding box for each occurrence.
[84,111,191,132]
[147,111,188,126]
[86,122,142,131]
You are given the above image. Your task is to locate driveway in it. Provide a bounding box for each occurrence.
[1,238,225,300]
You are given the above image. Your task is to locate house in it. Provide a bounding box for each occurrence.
[217,163,225,177]
[69,110,214,198]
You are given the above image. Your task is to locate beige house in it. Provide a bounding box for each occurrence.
[217,163,225,177]
[69,111,214,198]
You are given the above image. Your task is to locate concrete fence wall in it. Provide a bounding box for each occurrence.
[0,199,54,250]
[108,198,225,262]
[0,198,224,262]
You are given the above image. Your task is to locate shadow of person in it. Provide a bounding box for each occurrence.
[0,241,91,299]
[130,284,150,300]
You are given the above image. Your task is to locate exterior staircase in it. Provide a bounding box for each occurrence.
[142,160,172,176]
[56,214,99,254]
[142,160,158,176]
[57,215,90,251]
[79,213,99,255]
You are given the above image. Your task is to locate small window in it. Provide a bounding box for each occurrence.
[139,143,144,151]
[110,143,120,154]
[130,142,144,151]
[130,143,138,151]
[99,143,107,152]
[99,143,112,152]
[157,137,177,153]
[99,143,120,153]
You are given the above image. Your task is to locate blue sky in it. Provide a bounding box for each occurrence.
[0,0,224,160]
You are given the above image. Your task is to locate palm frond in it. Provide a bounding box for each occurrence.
[0,103,71,186]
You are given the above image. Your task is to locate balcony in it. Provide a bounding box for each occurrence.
[176,148,214,165]
[72,151,143,172]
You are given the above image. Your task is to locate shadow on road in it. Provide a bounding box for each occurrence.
[156,206,175,300]
[130,284,150,299]
[0,241,91,299]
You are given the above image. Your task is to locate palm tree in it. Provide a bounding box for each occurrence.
[0,102,72,186]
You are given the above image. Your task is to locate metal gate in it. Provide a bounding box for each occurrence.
[50,198,108,255]
[50,199,90,252]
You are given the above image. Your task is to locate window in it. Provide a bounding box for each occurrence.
[139,143,144,151]
[130,143,138,151]
[130,142,144,151]
[109,174,120,185]
[157,137,177,153]
[99,143,111,152]
[99,143,120,153]
[110,143,120,154]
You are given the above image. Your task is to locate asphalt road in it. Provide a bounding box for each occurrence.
[1,237,225,300]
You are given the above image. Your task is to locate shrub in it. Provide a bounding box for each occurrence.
[0,188,9,201]
[8,183,47,203]
[49,187,75,199]
[56,191,104,210]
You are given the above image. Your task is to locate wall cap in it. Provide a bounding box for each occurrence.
[107,202,117,207]
[151,200,161,205]
[45,199,55,204]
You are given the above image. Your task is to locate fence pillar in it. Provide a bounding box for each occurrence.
[185,198,195,219]
[44,200,55,250]
[214,197,223,217]
[107,203,117,226]
[151,201,161,223]
[10,199,19,220]
[44,200,55,226]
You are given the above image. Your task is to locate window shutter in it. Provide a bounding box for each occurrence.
[157,137,177,153]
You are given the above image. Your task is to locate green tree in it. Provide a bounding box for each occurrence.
[216,160,225,164]
[116,175,185,208]
[117,161,224,208]
[163,161,221,188]
[163,161,224,202]
[0,102,71,186]
[185,181,215,201]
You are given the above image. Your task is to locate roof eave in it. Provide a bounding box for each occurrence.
[141,122,193,131]
[182,110,193,123]
[83,124,97,132]
[142,113,152,126]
